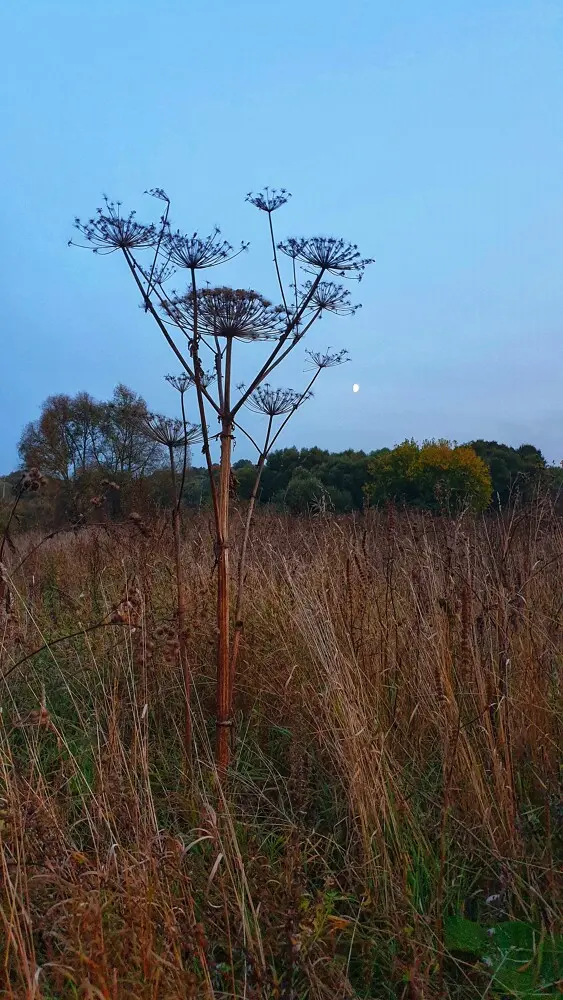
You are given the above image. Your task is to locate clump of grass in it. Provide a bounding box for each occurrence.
[0,504,561,997]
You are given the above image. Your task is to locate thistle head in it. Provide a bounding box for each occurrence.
[71,197,157,254]
[246,384,309,417]
[165,227,248,270]
[19,468,47,493]
[278,237,373,279]
[246,187,291,213]
[164,287,285,342]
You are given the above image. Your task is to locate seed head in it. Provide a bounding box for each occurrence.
[165,373,194,394]
[165,227,248,270]
[145,187,170,204]
[71,197,157,254]
[164,287,285,342]
[246,384,309,416]
[278,237,373,279]
[306,348,349,370]
[165,371,215,393]
[143,413,201,448]
[246,187,291,213]
[301,280,359,316]
[19,468,47,493]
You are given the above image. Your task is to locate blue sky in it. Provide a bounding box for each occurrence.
[1,0,563,470]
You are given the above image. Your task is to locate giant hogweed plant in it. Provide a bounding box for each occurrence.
[71,187,373,770]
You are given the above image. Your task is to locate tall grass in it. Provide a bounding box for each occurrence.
[0,503,561,997]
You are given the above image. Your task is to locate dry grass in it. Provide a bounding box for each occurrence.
[0,502,561,998]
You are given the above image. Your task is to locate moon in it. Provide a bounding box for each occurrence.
[352,383,360,393]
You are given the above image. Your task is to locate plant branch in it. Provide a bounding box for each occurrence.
[268,212,290,319]
[190,268,221,527]
[122,249,219,414]
[0,489,23,563]
[231,271,325,417]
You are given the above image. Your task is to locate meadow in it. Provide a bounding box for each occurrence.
[1,502,561,998]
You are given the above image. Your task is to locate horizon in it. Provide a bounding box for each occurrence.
[2,0,563,470]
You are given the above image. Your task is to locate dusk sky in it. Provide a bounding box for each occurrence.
[1,0,562,471]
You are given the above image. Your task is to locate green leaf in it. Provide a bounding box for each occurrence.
[446,918,563,997]
[487,921,536,956]
[445,916,490,955]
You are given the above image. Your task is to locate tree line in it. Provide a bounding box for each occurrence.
[2,384,561,531]
[233,438,559,513]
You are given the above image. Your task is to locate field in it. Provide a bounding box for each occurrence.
[1,503,561,998]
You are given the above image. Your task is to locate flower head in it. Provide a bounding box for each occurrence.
[246,187,291,213]
[306,348,349,370]
[246,384,308,416]
[165,227,248,270]
[164,287,285,342]
[302,280,360,316]
[278,237,373,279]
[71,197,157,254]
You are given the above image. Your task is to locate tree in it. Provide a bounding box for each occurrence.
[18,386,166,484]
[322,450,371,509]
[365,440,492,513]
[277,467,325,513]
[468,440,546,506]
[71,187,372,769]
[18,392,104,481]
[98,384,164,476]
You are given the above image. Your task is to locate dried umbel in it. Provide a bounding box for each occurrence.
[306,348,349,369]
[145,187,170,203]
[278,236,373,279]
[143,413,201,449]
[246,187,291,213]
[166,227,248,270]
[165,371,215,393]
[246,384,307,417]
[165,373,195,394]
[165,287,285,342]
[302,280,359,316]
[72,197,157,254]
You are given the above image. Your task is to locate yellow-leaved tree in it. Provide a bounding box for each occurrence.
[365,439,492,512]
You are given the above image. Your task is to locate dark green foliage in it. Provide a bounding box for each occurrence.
[276,467,326,513]
[469,440,547,506]
[7,406,562,527]
[255,446,385,512]
[233,463,257,501]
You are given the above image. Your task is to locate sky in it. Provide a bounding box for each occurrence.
[1,0,563,471]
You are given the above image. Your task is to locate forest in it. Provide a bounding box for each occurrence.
[2,383,560,535]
